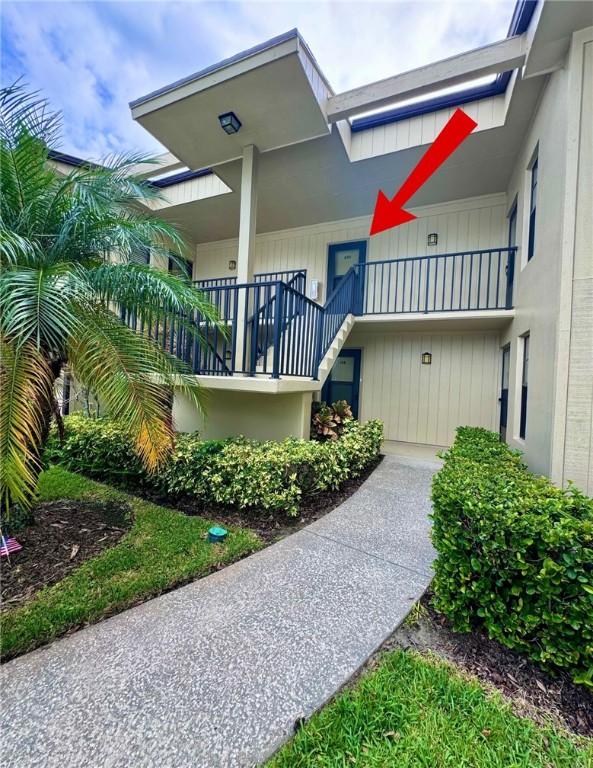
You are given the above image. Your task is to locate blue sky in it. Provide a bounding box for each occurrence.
[1,0,516,161]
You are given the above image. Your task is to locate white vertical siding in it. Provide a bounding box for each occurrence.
[349,96,506,162]
[346,330,500,446]
[194,193,507,300]
[148,173,230,211]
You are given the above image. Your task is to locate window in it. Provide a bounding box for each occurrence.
[527,152,538,261]
[131,246,150,265]
[506,198,517,307]
[168,255,193,279]
[508,198,517,248]
[519,334,529,439]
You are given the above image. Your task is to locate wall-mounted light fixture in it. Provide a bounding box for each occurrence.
[427,233,438,246]
[218,111,242,135]
[421,352,432,365]
[228,259,237,271]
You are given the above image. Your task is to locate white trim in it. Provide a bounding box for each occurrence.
[550,26,593,484]
[326,35,527,122]
[132,37,299,118]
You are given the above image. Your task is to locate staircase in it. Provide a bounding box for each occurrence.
[316,314,355,385]
[132,246,515,382]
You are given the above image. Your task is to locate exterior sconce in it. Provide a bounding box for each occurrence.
[421,352,432,365]
[228,259,237,271]
[218,111,242,135]
[427,233,438,246]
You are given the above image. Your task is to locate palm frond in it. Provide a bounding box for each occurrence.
[0,80,62,148]
[0,228,42,267]
[88,262,222,335]
[67,306,204,471]
[0,263,83,353]
[0,338,54,512]
[1,82,60,228]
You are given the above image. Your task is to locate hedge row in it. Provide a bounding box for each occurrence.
[46,415,383,516]
[431,426,593,686]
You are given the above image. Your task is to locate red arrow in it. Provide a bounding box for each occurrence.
[369,108,478,236]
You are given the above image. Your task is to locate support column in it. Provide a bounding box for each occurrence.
[237,144,259,283]
[235,145,259,373]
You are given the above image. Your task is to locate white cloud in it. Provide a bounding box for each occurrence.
[1,0,516,160]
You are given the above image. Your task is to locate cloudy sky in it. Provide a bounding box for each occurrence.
[1,0,516,161]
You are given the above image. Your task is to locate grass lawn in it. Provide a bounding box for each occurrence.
[269,650,593,768]
[1,466,261,661]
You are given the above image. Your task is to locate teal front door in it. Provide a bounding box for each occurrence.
[321,349,361,418]
[327,240,366,295]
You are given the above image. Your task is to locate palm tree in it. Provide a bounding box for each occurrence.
[0,82,220,515]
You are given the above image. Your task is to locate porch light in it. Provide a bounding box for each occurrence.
[421,352,432,365]
[218,111,242,135]
[228,259,237,271]
[427,233,438,246]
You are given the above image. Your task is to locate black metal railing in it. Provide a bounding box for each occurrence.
[318,267,357,359]
[194,269,306,291]
[357,247,515,315]
[128,249,514,381]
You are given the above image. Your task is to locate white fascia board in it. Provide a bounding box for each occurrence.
[326,34,528,123]
[130,153,185,180]
[131,37,299,119]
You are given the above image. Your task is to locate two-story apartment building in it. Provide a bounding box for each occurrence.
[58,0,592,493]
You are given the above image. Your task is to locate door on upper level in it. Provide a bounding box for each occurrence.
[327,240,366,298]
[506,199,517,308]
[499,344,511,442]
[321,349,362,419]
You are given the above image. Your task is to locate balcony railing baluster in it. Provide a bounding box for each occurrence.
[356,247,515,315]
[126,247,514,381]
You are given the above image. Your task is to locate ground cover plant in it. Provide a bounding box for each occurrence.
[47,414,384,516]
[0,466,260,660]
[431,426,593,686]
[269,649,592,767]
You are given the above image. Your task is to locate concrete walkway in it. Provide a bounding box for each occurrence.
[1,454,439,768]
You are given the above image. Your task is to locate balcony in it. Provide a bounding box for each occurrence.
[359,247,515,315]
[127,247,515,382]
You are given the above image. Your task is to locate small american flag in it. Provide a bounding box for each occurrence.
[0,536,22,557]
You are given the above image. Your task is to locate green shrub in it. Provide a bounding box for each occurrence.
[47,416,383,517]
[45,415,149,487]
[431,426,593,686]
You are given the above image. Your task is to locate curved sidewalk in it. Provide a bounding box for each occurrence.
[1,454,439,768]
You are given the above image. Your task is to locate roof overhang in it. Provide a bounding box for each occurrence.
[130,30,332,170]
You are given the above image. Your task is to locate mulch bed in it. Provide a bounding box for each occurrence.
[1,456,383,611]
[382,594,593,738]
[1,500,132,611]
[160,454,384,543]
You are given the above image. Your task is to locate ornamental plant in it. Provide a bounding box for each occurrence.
[431,426,593,685]
[0,83,221,515]
[47,416,384,517]
[311,400,354,441]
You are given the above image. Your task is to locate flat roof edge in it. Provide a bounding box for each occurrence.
[130,28,300,110]
[351,0,537,133]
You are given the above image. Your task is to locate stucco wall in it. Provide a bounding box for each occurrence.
[559,30,593,494]
[194,193,507,302]
[499,65,569,477]
[344,327,500,446]
[173,389,312,441]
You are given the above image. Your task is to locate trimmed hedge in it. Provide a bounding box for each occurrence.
[46,415,383,516]
[431,426,593,686]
